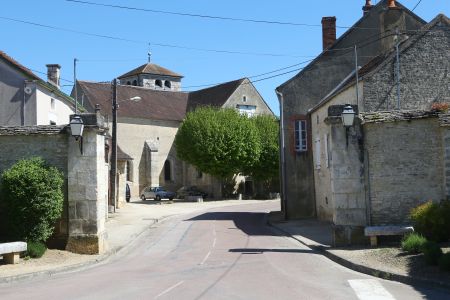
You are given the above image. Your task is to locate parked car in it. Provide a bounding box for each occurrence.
[140,186,175,201]
[176,186,208,199]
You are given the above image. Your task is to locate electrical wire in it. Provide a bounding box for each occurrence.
[412,0,423,12]
[0,16,308,58]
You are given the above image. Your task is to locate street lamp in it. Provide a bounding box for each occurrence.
[110,78,141,212]
[70,115,84,154]
[342,105,356,147]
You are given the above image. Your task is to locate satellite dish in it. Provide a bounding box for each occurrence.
[24,86,33,95]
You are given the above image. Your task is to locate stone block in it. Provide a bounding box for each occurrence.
[68,219,83,235]
[76,201,89,219]
[82,220,98,235]
[66,234,105,255]
[332,225,367,246]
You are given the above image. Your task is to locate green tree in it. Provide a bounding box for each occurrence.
[247,114,279,182]
[1,157,64,242]
[175,107,261,178]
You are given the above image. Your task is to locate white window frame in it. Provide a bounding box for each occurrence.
[314,137,321,170]
[295,120,307,152]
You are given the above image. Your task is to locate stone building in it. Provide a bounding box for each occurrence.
[307,13,449,244]
[275,0,427,219]
[75,67,273,203]
[0,51,77,126]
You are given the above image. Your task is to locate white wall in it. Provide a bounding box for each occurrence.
[35,87,74,125]
[311,82,363,221]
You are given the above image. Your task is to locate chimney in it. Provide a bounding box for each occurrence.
[363,0,373,15]
[322,17,337,50]
[388,0,397,9]
[46,64,61,89]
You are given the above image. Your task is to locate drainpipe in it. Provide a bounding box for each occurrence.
[276,90,288,220]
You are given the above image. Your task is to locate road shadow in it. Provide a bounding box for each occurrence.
[186,212,277,236]
[229,248,313,254]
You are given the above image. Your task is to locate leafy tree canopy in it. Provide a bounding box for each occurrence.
[175,107,261,178]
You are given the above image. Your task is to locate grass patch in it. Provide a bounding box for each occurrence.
[401,233,427,254]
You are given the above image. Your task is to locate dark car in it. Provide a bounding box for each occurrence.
[140,186,175,201]
[176,186,208,199]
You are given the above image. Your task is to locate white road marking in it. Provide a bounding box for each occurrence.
[212,237,217,248]
[200,251,212,265]
[154,281,184,299]
[348,279,396,300]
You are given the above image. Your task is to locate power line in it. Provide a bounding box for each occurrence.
[412,0,423,11]
[65,0,325,28]
[0,15,308,58]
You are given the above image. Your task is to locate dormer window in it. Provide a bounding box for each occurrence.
[164,80,171,89]
[243,96,247,102]
[132,80,137,86]
[155,79,163,88]
[127,81,131,85]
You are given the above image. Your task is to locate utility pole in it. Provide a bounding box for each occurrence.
[74,58,78,113]
[395,28,401,110]
[110,78,118,212]
[354,45,359,108]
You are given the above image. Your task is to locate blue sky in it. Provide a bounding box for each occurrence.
[1,0,448,114]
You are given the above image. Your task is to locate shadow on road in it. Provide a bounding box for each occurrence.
[229,248,313,254]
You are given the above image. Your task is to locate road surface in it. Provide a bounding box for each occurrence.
[1,201,448,299]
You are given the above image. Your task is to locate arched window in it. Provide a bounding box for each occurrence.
[164,80,171,89]
[164,160,171,181]
[155,79,163,88]
[127,81,131,85]
[132,80,137,86]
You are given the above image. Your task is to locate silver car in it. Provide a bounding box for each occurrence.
[140,186,175,201]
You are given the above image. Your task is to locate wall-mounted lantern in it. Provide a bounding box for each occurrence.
[70,115,84,154]
[342,105,356,127]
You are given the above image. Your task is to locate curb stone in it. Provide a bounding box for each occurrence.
[268,221,450,292]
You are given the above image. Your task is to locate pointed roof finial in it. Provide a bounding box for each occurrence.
[148,51,152,63]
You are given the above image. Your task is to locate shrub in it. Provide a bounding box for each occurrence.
[438,253,450,272]
[26,241,47,258]
[431,102,449,112]
[421,241,443,265]
[410,200,450,242]
[1,157,64,242]
[401,233,427,254]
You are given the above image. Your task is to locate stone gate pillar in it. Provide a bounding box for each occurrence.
[66,113,108,254]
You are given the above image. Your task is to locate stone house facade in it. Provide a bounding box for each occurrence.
[308,14,449,244]
[276,0,428,220]
[75,71,273,203]
[0,51,77,126]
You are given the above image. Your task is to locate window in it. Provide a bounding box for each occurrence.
[295,120,307,152]
[155,79,163,88]
[132,80,137,86]
[197,169,203,179]
[49,121,56,125]
[242,95,247,102]
[164,80,171,89]
[126,160,133,181]
[50,98,55,110]
[127,81,131,85]
[237,105,256,117]
[164,160,171,181]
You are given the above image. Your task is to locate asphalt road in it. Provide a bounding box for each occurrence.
[1,201,449,299]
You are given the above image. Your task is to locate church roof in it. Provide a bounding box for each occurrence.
[187,78,246,111]
[118,63,183,79]
[77,81,189,122]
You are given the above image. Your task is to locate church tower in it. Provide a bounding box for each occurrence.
[118,63,183,91]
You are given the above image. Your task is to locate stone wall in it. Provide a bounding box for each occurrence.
[0,126,69,246]
[363,26,450,111]
[364,118,445,225]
